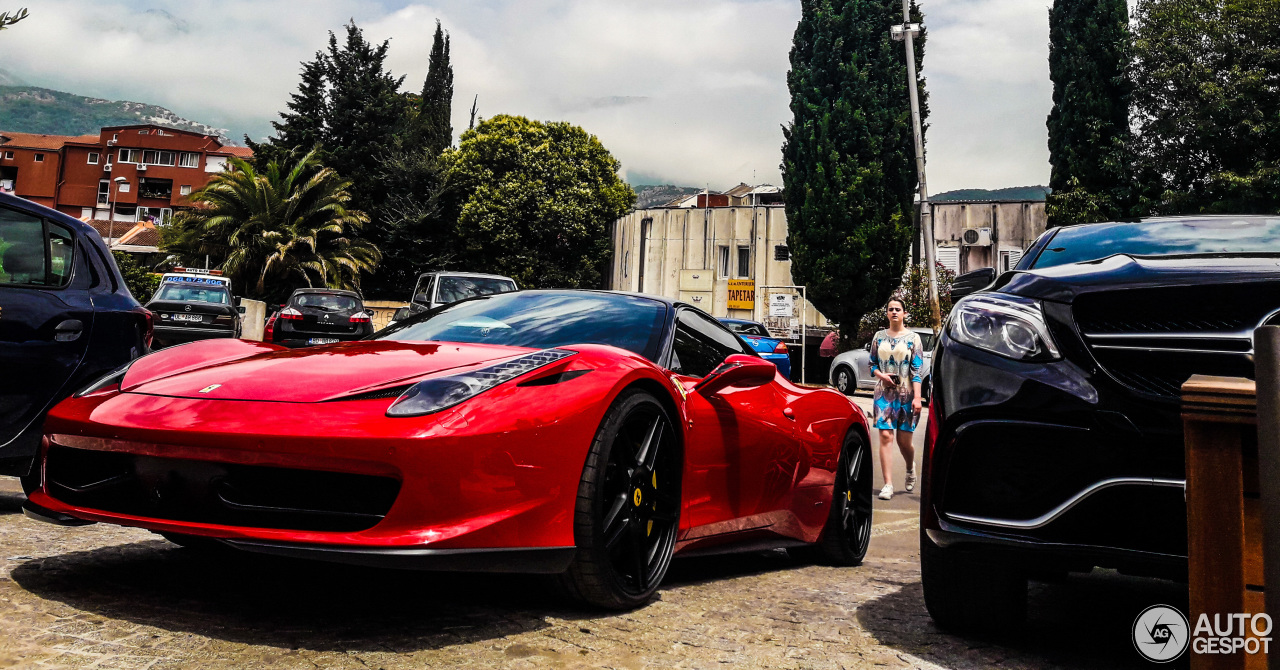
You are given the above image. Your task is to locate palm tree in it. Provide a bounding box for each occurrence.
[165,150,380,301]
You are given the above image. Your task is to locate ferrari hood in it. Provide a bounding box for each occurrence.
[125,340,534,402]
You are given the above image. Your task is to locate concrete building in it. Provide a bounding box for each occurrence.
[608,188,833,339]
[924,199,1048,275]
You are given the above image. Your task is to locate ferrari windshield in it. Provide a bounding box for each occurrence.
[1029,217,1280,269]
[377,291,669,361]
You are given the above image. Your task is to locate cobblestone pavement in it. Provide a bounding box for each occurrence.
[0,405,1187,669]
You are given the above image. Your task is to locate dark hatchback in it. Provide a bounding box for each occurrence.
[0,193,151,482]
[922,215,1280,631]
[265,288,373,347]
[147,276,242,347]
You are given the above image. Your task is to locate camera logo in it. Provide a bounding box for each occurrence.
[1134,605,1189,663]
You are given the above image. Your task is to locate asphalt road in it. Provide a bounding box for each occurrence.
[0,398,1188,669]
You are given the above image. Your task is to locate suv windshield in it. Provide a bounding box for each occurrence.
[155,283,230,304]
[1029,217,1280,270]
[379,291,668,361]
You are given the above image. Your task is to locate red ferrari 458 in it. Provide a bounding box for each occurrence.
[24,291,873,609]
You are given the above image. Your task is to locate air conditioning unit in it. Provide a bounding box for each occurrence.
[106,139,117,146]
[962,227,993,246]
[102,164,112,172]
[136,163,147,171]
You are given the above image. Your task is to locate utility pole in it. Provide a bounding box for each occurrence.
[891,1,941,333]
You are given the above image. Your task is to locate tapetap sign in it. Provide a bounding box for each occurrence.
[728,280,755,310]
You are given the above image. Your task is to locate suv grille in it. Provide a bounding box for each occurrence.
[1073,283,1280,400]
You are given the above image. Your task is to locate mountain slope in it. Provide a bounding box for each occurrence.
[933,185,1050,202]
[632,184,703,209]
[0,86,235,144]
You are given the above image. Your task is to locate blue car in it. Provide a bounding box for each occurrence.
[719,318,792,380]
[0,193,151,487]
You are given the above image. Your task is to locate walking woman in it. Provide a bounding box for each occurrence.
[868,298,924,500]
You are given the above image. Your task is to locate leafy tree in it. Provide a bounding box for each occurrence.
[111,251,159,301]
[857,262,955,343]
[441,115,635,289]
[162,152,380,302]
[418,21,454,156]
[1131,0,1280,214]
[1045,0,1134,226]
[0,8,27,31]
[782,0,927,344]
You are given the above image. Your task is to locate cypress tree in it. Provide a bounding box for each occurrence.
[781,0,925,343]
[1045,0,1133,226]
[419,21,454,155]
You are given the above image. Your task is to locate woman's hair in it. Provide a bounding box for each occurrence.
[886,297,905,311]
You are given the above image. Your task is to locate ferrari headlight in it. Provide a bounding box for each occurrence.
[949,294,1060,362]
[387,348,576,417]
[74,362,134,397]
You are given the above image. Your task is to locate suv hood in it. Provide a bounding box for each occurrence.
[125,340,532,402]
[995,255,1280,302]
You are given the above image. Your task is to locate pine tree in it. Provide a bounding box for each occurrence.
[418,21,454,155]
[1045,0,1133,226]
[781,0,926,343]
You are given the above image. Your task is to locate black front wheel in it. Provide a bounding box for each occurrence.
[560,389,681,610]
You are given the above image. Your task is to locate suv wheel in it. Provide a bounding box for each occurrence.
[921,530,1027,634]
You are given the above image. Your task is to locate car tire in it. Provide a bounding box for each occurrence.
[809,429,873,565]
[921,378,932,407]
[559,389,681,610]
[920,530,1027,634]
[833,365,855,395]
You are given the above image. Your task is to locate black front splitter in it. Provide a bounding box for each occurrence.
[221,540,577,573]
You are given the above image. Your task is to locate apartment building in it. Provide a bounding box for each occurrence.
[0,125,251,230]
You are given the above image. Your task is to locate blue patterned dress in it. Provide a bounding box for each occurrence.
[869,329,924,432]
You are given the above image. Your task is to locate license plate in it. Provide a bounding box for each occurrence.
[307,337,340,345]
[173,313,203,323]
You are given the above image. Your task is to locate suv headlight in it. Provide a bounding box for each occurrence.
[74,362,134,397]
[949,294,1060,362]
[387,348,576,417]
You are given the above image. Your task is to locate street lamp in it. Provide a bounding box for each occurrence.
[106,176,127,249]
[890,6,942,333]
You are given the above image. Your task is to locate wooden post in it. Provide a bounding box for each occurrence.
[1256,327,1280,670]
[1183,374,1264,670]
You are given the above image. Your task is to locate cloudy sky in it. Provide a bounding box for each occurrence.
[4,0,1058,194]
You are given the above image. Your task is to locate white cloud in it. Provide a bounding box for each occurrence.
[5,0,1058,192]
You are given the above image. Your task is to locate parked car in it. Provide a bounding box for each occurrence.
[719,318,792,379]
[0,192,151,485]
[828,327,934,401]
[921,215,1280,633]
[265,288,374,347]
[147,269,242,347]
[392,271,519,324]
[25,291,870,610]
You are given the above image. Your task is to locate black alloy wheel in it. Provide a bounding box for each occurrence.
[802,429,873,565]
[834,366,854,395]
[561,389,681,610]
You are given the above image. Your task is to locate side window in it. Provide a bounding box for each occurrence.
[412,274,436,307]
[0,208,73,287]
[670,309,748,378]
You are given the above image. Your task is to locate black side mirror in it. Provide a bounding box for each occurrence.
[236,306,246,315]
[951,267,998,302]
[863,343,871,352]
[393,307,411,321]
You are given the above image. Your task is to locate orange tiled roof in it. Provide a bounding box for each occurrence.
[118,226,160,247]
[215,145,254,158]
[0,131,87,150]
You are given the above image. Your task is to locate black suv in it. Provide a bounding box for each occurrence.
[266,288,373,347]
[922,215,1280,631]
[0,193,151,483]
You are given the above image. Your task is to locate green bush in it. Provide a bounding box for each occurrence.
[111,251,160,301]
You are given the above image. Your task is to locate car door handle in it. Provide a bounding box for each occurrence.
[782,407,795,420]
[54,319,84,342]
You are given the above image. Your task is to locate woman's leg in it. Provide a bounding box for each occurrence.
[896,428,916,474]
[879,428,897,488]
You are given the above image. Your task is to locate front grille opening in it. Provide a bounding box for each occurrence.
[45,446,400,532]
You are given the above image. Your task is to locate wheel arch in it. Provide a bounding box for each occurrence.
[615,376,685,458]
